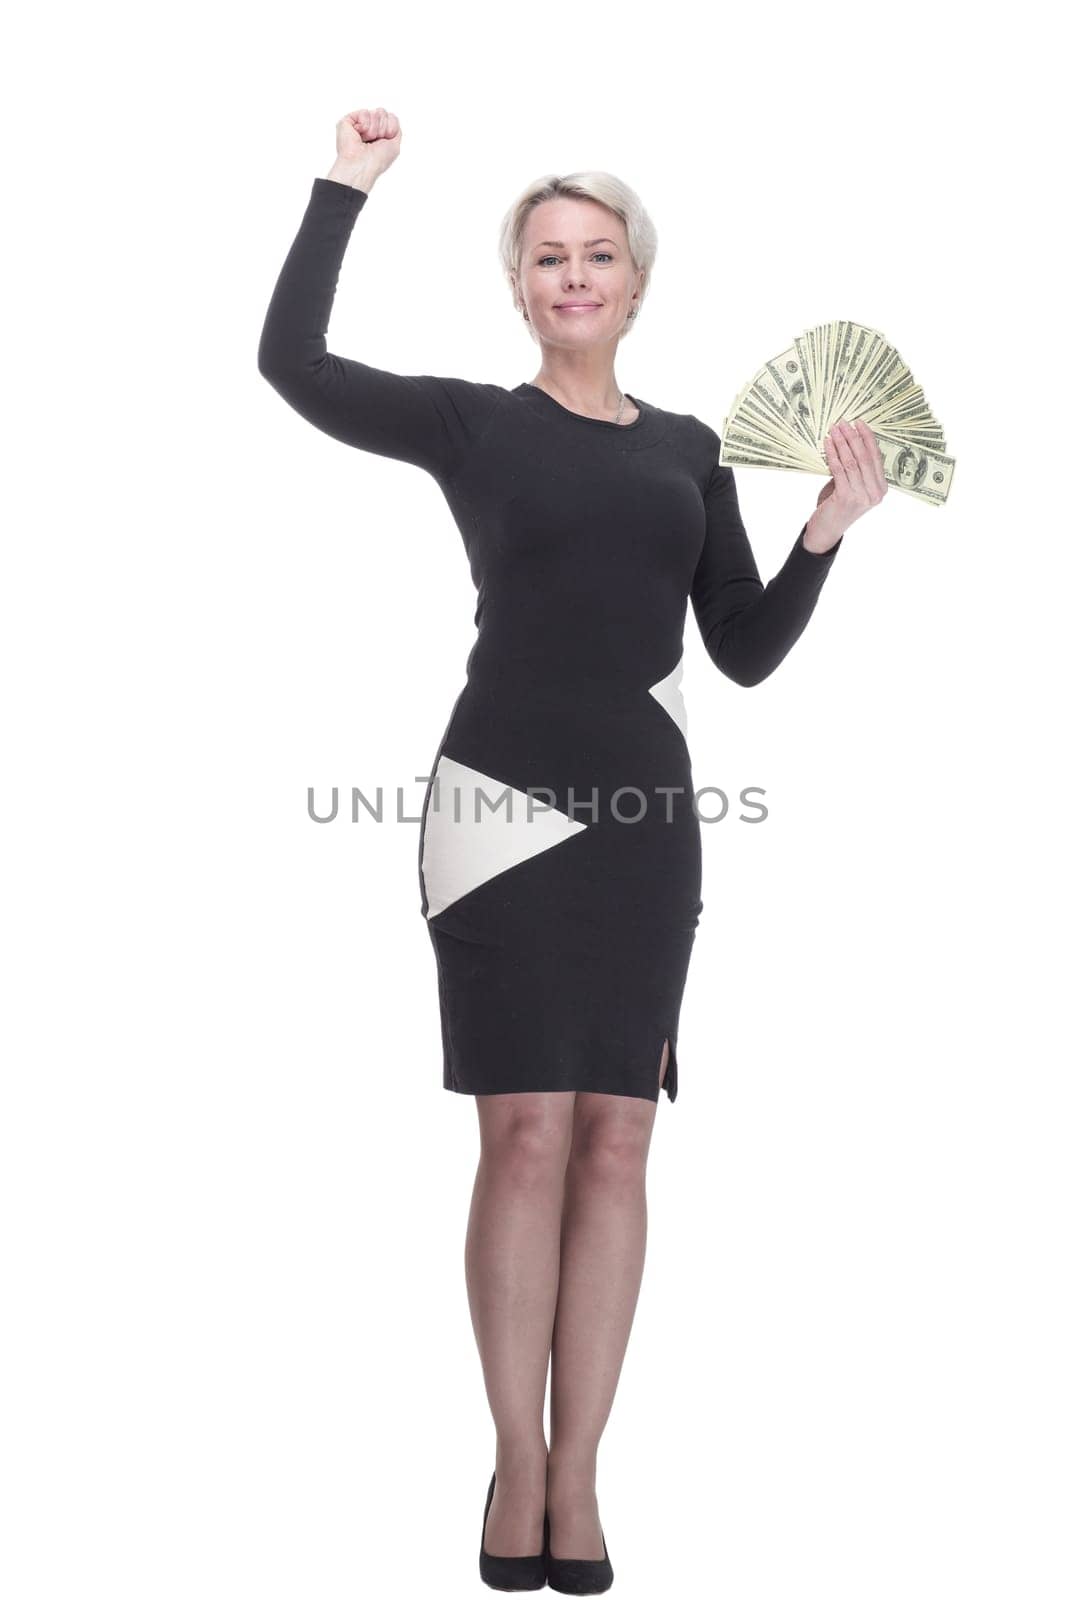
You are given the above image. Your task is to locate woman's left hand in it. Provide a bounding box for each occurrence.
[802,417,889,552]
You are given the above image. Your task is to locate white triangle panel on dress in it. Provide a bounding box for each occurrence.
[647,654,687,738]
[422,754,588,920]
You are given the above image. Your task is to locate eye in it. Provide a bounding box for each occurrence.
[537,253,615,266]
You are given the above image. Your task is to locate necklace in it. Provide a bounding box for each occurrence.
[531,381,628,424]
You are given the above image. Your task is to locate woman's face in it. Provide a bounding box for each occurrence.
[517,197,642,349]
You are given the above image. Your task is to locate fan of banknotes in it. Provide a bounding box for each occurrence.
[721,319,954,505]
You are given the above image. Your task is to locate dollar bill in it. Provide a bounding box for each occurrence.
[721,320,954,504]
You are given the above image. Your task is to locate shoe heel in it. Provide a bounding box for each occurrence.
[480,1470,548,1592]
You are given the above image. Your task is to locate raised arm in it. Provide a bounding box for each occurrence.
[257,111,502,482]
[689,433,841,688]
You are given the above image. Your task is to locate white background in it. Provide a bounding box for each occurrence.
[4,2,1063,1595]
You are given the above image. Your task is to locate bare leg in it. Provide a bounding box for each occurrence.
[546,1039,669,1557]
[467,1090,575,1556]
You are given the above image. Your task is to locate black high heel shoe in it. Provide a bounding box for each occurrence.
[479,1470,548,1591]
[544,1504,614,1594]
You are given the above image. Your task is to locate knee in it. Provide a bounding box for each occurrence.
[482,1112,572,1186]
[569,1122,649,1185]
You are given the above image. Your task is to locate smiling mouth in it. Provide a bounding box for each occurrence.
[556,303,602,311]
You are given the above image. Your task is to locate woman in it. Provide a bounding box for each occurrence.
[258,106,886,1594]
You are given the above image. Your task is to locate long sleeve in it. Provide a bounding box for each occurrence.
[689,438,841,687]
[257,177,503,482]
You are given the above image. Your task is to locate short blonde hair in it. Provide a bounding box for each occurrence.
[498,171,658,343]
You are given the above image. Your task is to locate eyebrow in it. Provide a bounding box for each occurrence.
[533,238,618,249]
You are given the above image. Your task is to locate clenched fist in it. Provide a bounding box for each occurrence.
[328,107,403,192]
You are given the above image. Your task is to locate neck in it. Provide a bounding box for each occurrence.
[529,368,627,420]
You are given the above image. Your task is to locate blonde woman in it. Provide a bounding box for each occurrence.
[258,106,882,1594]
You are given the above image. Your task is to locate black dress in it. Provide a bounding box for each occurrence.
[258,177,842,1104]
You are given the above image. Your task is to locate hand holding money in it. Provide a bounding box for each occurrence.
[802,417,888,551]
[721,321,955,535]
